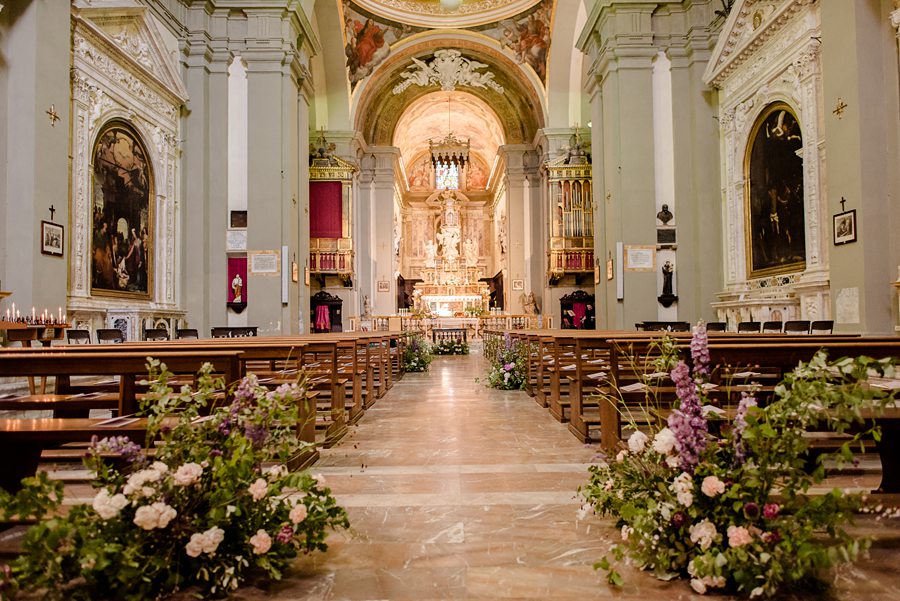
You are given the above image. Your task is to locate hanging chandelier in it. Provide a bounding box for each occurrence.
[430,94,470,168]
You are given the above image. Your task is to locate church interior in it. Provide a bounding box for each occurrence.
[2,0,900,599]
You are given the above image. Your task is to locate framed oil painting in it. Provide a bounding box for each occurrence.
[41,221,64,256]
[91,121,153,298]
[745,103,806,277]
[833,209,857,245]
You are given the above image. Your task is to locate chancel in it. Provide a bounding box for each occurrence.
[2,0,900,599]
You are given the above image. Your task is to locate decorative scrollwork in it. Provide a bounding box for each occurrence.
[392,49,505,95]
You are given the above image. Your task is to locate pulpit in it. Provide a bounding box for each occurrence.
[311,291,343,333]
[560,290,595,330]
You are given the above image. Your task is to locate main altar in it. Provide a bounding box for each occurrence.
[412,190,490,316]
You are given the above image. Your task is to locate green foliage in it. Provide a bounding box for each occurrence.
[2,362,349,600]
[581,349,899,598]
[402,333,433,372]
[483,333,528,390]
[432,338,470,355]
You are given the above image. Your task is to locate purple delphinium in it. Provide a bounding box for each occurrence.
[91,435,143,464]
[690,321,711,378]
[732,393,757,464]
[233,374,258,406]
[667,360,708,473]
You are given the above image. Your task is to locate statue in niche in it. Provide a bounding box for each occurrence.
[231,272,243,303]
[463,238,478,266]
[393,217,401,257]
[362,294,371,318]
[423,240,438,268]
[498,215,508,254]
[662,261,674,296]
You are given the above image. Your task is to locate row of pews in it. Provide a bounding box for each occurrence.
[0,331,408,493]
[486,328,900,493]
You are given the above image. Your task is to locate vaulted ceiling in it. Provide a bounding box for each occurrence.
[351,0,542,28]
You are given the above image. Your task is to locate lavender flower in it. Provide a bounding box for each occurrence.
[732,393,757,464]
[91,435,143,464]
[244,423,269,447]
[233,374,259,405]
[690,322,710,378]
[667,361,708,473]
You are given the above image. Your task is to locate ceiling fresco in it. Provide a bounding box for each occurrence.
[352,0,542,28]
[392,90,506,166]
[343,0,554,90]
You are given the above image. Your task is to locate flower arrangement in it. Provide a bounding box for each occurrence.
[402,333,433,372]
[483,332,527,390]
[0,361,349,600]
[432,337,470,355]
[581,322,900,598]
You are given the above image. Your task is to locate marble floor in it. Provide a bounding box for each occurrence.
[218,351,900,601]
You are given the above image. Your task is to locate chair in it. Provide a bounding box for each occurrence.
[783,320,811,334]
[668,322,691,332]
[706,322,727,332]
[211,327,231,338]
[66,329,91,344]
[176,328,199,340]
[230,327,256,338]
[97,328,124,344]
[810,320,834,335]
[737,321,761,333]
[761,321,783,333]
[144,328,170,341]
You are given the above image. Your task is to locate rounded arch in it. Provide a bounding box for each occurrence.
[90,119,154,297]
[743,101,806,278]
[353,34,545,147]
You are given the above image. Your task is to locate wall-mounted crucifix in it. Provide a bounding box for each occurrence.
[833,98,848,119]
[46,104,60,127]
[49,205,56,221]
[840,197,847,212]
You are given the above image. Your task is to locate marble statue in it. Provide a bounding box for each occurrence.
[463,237,478,266]
[362,294,371,318]
[521,292,538,315]
[424,240,437,268]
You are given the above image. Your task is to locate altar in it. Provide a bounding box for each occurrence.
[413,281,490,316]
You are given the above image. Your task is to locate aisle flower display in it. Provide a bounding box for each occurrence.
[581,322,899,598]
[432,337,470,355]
[402,333,433,372]
[483,333,528,390]
[0,362,349,600]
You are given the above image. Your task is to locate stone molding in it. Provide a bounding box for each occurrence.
[70,8,186,315]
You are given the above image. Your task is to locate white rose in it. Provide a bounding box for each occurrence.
[289,503,308,524]
[149,461,169,474]
[186,526,225,557]
[615,449,628,462]
[173,462,204,487]
[248,478,268,501]
[670,472,694,507]
[92,488,128,520]
[688,519,718,550]
[133,502,177,530]
[249,529,272,554]
[628,431,649,453]
[690,578,708,594]
[701,475,725,497]
[652,428,677,455]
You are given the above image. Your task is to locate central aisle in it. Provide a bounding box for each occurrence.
[279,351,608,600]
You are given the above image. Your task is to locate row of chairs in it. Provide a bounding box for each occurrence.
[64,327,250,344]
[636,320,834,334]
[735,320,833,334]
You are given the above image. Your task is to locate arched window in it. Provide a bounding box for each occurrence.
[745,103,805,277]
[91,121,153,297]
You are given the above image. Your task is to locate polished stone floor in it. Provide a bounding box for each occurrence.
[219,351,900,601]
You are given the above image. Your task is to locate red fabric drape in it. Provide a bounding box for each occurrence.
[310,181,343,239]
[315,305,331,331]
[572,302,587,329]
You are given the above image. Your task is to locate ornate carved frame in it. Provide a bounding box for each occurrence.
[705,0,829,325]
[69,7,187,337]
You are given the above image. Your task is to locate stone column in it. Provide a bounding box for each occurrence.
[499,144,537,313]
[587,76,609,327]
[0,2,70,314]
[180,9,229,337]
[242,10,303,335]
[820,0,900,333]
[365,146,400,316]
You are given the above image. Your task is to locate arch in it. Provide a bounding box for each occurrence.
[353,35,546,147]
[90,119,154,298]
[743,102,805,278]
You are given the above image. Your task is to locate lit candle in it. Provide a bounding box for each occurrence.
[11,303,15,318]
[32,306,35,321]
[62,313,66,325]
[58,307,62,323]
[5,308,8,321]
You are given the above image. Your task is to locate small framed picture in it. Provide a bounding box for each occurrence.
[41,221,64,256]
[377,280,390,292]
[511,279,525,291]
[833,210,857,245]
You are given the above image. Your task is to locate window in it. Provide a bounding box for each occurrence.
[435,163,459,190]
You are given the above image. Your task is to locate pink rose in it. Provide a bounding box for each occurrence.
[248,478,268,501]
[763,503,780,519]
[727,525,753,547]
[249,529,272,554]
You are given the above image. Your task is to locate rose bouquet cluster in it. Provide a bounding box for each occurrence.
[484,333,527,390]
[0,361,349,600]
[582,322,899,598]
[402,333,433,372]
[432,337,470,356]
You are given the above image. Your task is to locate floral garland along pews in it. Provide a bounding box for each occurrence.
[581,321,900,598]
[0,361,349,600]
